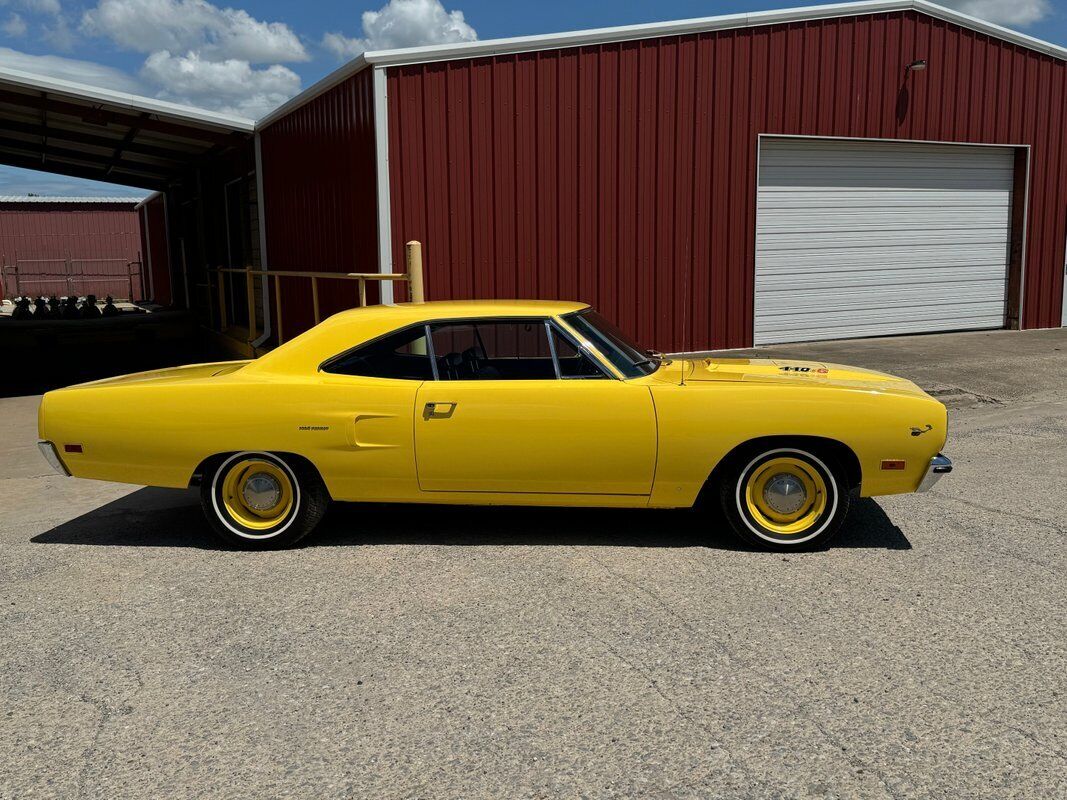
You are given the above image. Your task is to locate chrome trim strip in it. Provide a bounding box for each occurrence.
[917,454,952,492]
[37,441,69,477]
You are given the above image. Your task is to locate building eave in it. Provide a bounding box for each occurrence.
[255,1,1067,130]
[358,0,1067,67]
[0,66,255,133]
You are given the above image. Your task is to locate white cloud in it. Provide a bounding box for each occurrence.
[140,50,299,117]
[938,0,1050,26]
[322,0,477,60]
[2,13,27,36]
[41,15,76,50]
[22,0,62,15]
[0,45,143,92]
[82,0,307,63]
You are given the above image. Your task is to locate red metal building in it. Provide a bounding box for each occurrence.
[1,1,1063,352]
[0,196,145,301]
[255,0,1067,351]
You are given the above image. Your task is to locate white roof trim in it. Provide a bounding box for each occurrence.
[0,195,144,203]
[258,55,368,129]
[134,191,163,210]
[362,0,1067,66]
[0,65,255,132]
[257,0,1067,128]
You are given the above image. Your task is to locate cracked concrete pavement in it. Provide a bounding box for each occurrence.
[1,327,1064,798]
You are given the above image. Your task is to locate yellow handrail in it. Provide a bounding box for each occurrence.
[208,241,425,349]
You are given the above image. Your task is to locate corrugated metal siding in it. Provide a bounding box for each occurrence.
[387,10,1067,350]
[259,67,379,337]
[0,202,143,300]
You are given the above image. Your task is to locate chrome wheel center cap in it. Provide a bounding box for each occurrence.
[242,473,282,511]
[763,473,807,514]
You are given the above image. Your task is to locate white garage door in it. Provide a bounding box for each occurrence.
[754,137,1014,344]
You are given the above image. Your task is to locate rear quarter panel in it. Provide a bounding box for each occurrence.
[38,374,420,499]
[648,382,947,507]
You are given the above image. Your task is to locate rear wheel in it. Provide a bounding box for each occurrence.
[200,452,328,549]
[719,446,850,550]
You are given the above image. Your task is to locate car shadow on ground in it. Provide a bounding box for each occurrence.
[31,488,911,551]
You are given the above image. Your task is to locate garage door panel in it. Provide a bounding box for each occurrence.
[754,138,1013,345]
[759,189,1012,209]
[757,269,1008,290]
[757,230,1009,251]
[756,313,1008,343]
[756,244,1009,270]
[757,283,1009,310]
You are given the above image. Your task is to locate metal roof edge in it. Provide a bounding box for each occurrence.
[134,191,162,209]
[359,1,1067,67]
[255,1,1066,128]
[256,54,370,129]
[0,65,255,132]
[0,195,144,203]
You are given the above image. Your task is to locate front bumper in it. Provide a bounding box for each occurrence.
[37,441,70,476]
[917,454,952,492]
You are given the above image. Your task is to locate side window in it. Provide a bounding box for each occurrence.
[550,326,607,379]
[430,320,555,380]
[323,325,433,380]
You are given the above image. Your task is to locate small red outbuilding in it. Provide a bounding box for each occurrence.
[0,196,144,301]
[257,0,1067,350]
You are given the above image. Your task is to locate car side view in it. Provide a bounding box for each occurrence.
[38,300,951,550]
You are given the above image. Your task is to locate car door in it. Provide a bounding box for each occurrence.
[415,319,657,495]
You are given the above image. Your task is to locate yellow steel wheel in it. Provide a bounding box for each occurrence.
[220,458,294,532]
[743,456,827,536]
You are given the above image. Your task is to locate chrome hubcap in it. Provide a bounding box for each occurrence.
[242,472,282,511]
[762,473,807,514]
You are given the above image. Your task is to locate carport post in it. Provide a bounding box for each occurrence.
[405,240,424,303]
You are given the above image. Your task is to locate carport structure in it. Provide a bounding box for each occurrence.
[0,65,268,339]
[0,65,253,192]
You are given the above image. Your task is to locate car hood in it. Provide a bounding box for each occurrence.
[655,357,929,397]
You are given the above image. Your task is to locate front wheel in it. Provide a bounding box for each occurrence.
[200,452,329,549]
[719,446,850,550]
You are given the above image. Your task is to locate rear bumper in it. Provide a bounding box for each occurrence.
[37,441,69,477]
[917,454,952,492]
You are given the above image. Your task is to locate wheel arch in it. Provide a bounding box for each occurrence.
[696,435,861,508]
[188,451,330,498]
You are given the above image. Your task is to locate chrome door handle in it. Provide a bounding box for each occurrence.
[423,401,457,419]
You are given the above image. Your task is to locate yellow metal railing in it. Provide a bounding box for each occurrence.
[208,240,425,348]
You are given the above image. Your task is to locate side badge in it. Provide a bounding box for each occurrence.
[910,424,933,437]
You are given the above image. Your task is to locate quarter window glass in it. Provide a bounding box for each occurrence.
[323,326,433,380]
[550,327,606,379]
[431,321,555,380]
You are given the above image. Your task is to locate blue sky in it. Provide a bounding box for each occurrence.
[0,0,1062,197]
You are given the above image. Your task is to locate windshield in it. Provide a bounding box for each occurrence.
[562,310,658,379]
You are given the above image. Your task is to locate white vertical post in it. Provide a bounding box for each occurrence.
[372,66,394,304]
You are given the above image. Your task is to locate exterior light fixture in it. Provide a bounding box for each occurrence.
[906,59,927,71]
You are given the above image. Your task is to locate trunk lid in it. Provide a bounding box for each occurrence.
[57,360,252,390]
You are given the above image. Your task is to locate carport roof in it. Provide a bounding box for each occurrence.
[0,66,254,193]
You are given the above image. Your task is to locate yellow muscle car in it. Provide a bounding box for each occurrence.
[37,301,951,550]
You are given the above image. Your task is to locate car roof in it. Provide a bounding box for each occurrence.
[331,299,590,322]
[247,299,591,376]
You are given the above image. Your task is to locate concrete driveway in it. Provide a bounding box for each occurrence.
[1,328,1065,799]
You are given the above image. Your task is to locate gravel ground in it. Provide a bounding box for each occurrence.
[1,328,1064,799]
